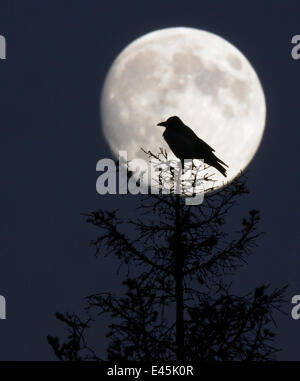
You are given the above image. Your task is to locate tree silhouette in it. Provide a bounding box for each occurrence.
[48,151,286,361]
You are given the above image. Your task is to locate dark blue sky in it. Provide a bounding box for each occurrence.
[0,0,299,360]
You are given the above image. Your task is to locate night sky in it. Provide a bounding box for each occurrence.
[0,0,299,360]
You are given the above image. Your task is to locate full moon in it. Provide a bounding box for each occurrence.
[100,27,266,190]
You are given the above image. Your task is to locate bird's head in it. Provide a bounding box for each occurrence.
[157,116,182,128]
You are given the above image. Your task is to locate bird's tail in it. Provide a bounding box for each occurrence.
[216,156,228,168]
[214,161,227,177]
[212,155,228,177]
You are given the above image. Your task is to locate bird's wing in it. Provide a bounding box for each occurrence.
[181,124,215,153]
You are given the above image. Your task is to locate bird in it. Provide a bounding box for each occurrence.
[157,116,228,177]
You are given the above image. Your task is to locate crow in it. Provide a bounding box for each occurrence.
[157,116,228,177]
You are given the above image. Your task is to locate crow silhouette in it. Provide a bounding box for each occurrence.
[157,116,228,177]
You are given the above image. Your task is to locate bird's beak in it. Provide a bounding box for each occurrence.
[157,121,166,127]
